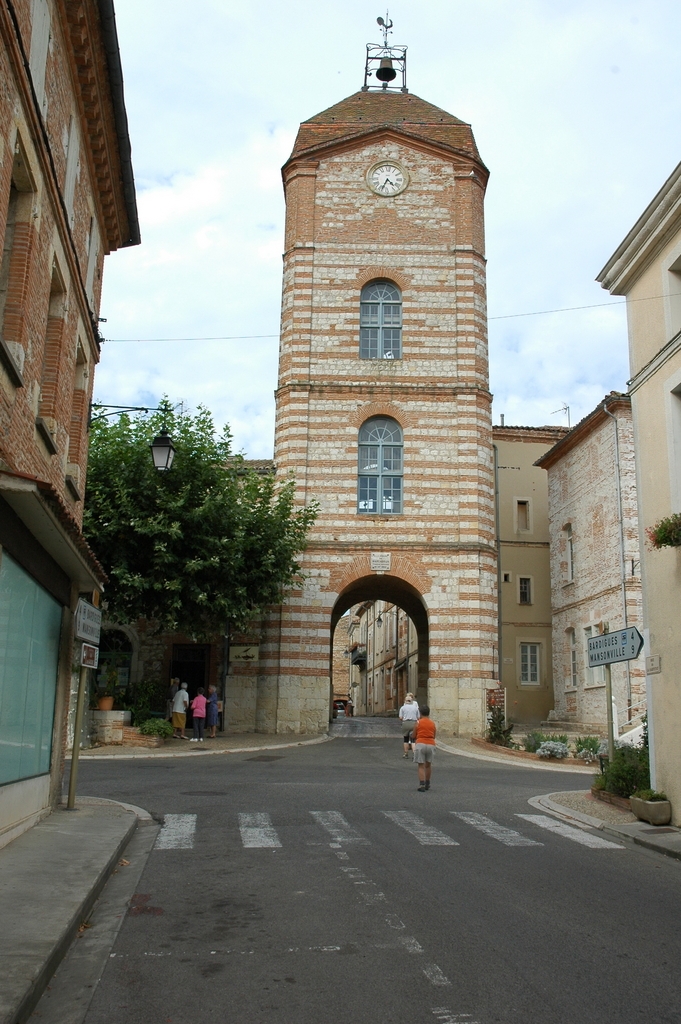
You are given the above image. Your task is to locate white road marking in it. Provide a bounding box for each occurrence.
[432,1008,479,1023]
[423,964,451,986]
[154,814,196,849]
[310,811,368,844]
[385,914,406,930]
[516,814,625,849]
[399,935,424,953]
[238,812,282,848]
[383,811,459,845]
[452,812,542,847]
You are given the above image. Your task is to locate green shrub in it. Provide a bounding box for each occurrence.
[631,789,668,802]
[574,736,600,759]
[592,774,606,791]
[138,718,173,739]
[523,731,544,753]
[545,732,568,745]
[603,745,650,798]
[537,741,569,759]
[487,706,514,747]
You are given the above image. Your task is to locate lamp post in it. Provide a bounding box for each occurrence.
[150,429,176,471]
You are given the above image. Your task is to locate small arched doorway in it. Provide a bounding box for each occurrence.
[330,575,428,718]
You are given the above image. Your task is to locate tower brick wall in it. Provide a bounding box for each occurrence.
[243,88,496,736]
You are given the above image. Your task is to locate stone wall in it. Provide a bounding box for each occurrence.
[539,397,645,731]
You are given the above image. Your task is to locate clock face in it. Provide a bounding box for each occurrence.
[367,161,408,197]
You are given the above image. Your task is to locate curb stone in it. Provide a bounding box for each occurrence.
[67,733,332,761]
[437,740,595,773]
[529,793,681,862]
[1,801,140,1024]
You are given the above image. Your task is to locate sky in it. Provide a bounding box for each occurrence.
[97,0,681,457]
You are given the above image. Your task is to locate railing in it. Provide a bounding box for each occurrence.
[618,697,647,732]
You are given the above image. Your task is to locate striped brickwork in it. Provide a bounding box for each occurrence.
[255,91,496,736]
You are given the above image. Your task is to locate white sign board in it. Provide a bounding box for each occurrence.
[75,599,102,644]
[229,645,259,663]
[588,627,643,668]
[80,643,99,669]
[370,552,391,572]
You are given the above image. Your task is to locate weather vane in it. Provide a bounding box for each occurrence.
[377,11,393,47]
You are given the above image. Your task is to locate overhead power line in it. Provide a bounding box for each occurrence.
[103,294,640,344]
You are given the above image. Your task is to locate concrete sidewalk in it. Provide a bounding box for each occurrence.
[0,798,149,1024]
[532,790,681,862]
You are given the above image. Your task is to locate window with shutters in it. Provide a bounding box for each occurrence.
[520,642,540,685]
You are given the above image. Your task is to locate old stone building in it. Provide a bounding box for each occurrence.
[494,424,567,724]
[341,600,419,717]
[0,0,138,845]
[598,162,681,821]
[231,42,497,737]
[536,395,644,734]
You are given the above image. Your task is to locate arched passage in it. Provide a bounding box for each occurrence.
[330,574,429,717]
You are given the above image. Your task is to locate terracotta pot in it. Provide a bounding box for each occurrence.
[97,696,114,711]
[630,796,672,826]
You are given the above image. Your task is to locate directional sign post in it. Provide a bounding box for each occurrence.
[588,627,644,761]
[587,627,644,668]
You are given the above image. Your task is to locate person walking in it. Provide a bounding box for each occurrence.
[171,682,189,739]
[399,694,420,757]
[190,687,207,742]
[412,705,436,791]
[206,684,219,738]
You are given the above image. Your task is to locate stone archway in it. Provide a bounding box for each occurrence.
[330,574,429,717]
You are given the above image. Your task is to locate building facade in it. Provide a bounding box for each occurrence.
[0,0,138,845]
[494,425,567,724]
[237,67,496,737]
[536,396,644,734]
[342,600,418,717]
[598,163,681,821]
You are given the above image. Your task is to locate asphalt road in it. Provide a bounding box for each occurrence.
[44,736,681,1024]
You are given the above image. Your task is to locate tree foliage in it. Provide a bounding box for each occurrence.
[83,401,317,638]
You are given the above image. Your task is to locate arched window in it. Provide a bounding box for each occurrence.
[358,417,403,514]
[360,280,402,359]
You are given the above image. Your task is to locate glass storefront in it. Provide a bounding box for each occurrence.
[0,552,62,785]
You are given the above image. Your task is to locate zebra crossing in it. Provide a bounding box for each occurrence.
[154,809,624,851]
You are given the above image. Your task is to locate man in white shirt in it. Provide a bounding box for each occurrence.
[399,694,420,758]
[172,682,189,739]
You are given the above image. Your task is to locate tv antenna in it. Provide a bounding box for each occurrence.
[551,403,571,428]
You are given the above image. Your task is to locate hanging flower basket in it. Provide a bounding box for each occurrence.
[646,512,681,549]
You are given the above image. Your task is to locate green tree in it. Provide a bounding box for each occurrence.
[83,401,317,638]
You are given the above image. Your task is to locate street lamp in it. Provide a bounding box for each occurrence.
[150,429,176,471]
[376,614,383,628]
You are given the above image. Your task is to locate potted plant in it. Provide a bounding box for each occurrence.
[97,669,118,711]
[646,512,681,549]
[630,789,672,826]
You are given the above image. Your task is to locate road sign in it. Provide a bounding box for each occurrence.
[80,643,99,669]
[588,627,643,668]
[75,599,102,644]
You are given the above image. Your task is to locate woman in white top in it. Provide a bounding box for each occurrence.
[399,694,420,757]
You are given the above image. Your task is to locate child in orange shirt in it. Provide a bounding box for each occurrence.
[411,705,436,792]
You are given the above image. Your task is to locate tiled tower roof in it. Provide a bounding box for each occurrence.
[288,90,483,164]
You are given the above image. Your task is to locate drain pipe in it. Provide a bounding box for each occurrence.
[602,400,631,717]
[493,444,502,682]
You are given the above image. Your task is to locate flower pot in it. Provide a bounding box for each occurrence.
[630,796,672,826]
[97,696,114,711]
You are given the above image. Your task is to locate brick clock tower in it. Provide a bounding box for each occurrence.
[251,32,495,736]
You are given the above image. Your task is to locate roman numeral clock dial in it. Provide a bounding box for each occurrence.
[367,161,409,196]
